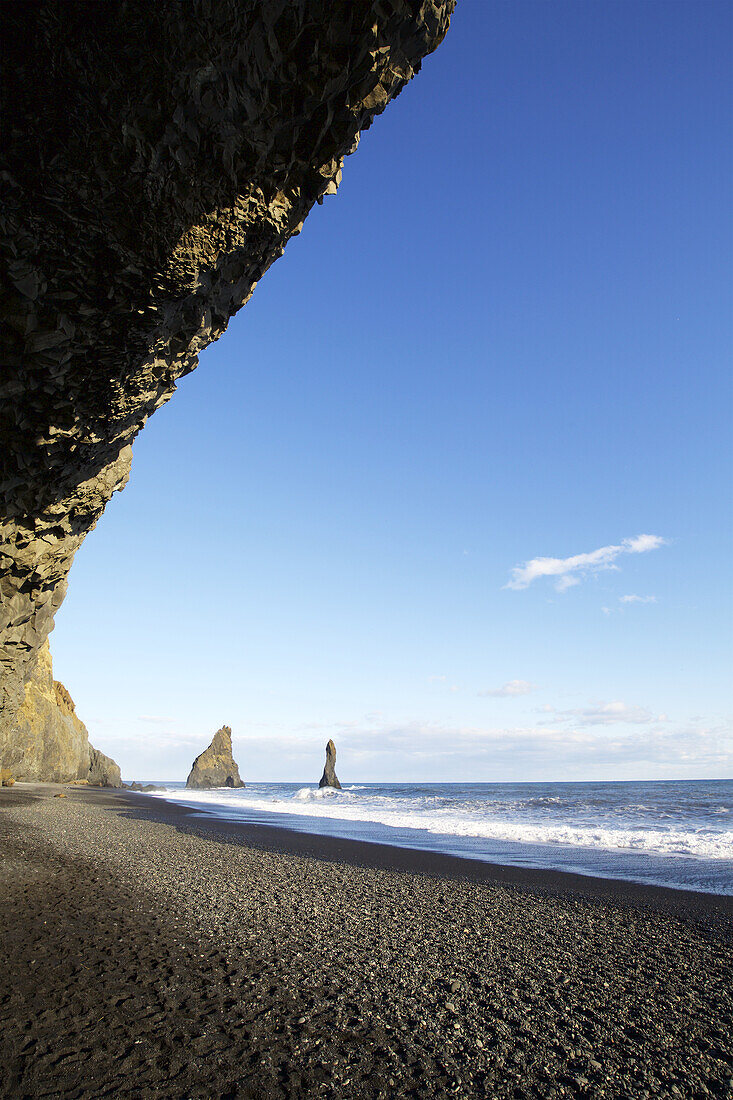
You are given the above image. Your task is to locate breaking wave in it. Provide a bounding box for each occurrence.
[153,781,733,862]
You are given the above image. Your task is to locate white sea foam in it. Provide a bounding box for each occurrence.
[153,785,733,861]
[292,786,343,801]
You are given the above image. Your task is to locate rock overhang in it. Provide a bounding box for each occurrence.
[0,0,454,736]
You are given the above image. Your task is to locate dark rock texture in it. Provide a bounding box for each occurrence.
[319,738,341,789]
[0,1,454,738]
[186,726,244,789]
[0,640,122,785]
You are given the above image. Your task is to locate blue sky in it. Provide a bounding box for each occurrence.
[51,0,732,782]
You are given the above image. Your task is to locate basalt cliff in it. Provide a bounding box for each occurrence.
[0,1,454,767]
[0,639,121,786]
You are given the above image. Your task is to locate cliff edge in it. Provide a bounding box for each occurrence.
[0,640,121,785]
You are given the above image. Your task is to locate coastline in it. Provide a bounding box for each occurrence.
[2,784,732,1098]
[125,784,733,926]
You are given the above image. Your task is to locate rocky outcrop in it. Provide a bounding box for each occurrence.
[319,739,342,789]
[88,746,122,789]
[0,639,122,785]
[0,1,454,739]
[186,726,244,790]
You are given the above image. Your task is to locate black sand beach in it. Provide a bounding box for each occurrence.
[1,786,731,1099]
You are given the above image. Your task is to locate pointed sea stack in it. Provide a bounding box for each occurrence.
[319,739,342,789]
[186,726,244,789]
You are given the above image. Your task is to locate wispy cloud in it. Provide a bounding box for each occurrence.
[107,711,730,781]
[101,727,202,747]
[603,593,658,615]
[429,675,460,692]
[504,534,666,592]
[479,679,535,698]
[540,700,661,726]
[138,715,176,724]
[329,716,732,774]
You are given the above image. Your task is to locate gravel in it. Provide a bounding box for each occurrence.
[1,785,731,1099]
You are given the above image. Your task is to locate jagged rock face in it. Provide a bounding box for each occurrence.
[186,726,244,789]
[0,1,454,735]
[2,641,89,782]
[0,639,121,785]
[88,746,122,789]
[319,739,342,789]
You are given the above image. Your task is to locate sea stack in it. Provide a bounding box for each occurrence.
[319,739,342,789]
[186,726,244,790]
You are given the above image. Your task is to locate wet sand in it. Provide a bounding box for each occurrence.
[1,784,731,1099]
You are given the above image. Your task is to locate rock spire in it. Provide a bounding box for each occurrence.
[186,726,244,790]
[319,739,342,789]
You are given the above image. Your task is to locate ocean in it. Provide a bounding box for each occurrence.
[146,778,733,896]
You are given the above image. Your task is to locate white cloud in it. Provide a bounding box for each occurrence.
[624,534,665,553]
[328,716,732,775]
[620,594,657,604]
[504,534,666,592]
[479,679,535,698]
[138,714,176,724]
[540,700,662,726]
[109,711,730,782]
[555,575,581,592]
